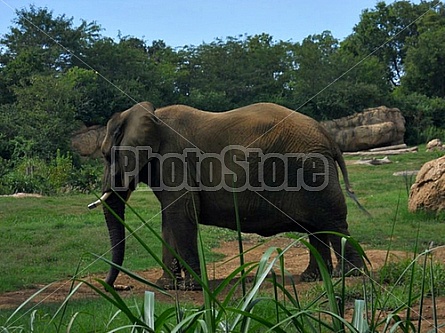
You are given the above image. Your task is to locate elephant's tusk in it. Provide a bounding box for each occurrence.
[88,192,111,210]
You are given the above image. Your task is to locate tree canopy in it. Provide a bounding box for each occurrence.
[1,1,444,163]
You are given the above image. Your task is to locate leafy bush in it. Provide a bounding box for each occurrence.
[379,253,445,297]
[0,156,52,194]
[0,171,52,195]
[48,150,73,190]
[392,91,445,145]
[0,152,102,195]
[0,157,11,177]
[68,159,103,193]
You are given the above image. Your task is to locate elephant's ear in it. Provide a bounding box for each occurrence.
[120,102,160,152]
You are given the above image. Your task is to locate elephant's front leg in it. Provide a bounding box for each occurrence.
[156,215,202,291]
[300,233,333,282]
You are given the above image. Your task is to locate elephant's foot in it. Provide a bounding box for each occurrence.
[155,275,202,291]
[332,261,364,278]
[301,262,363,282]
[300,267,322,282]
[178,277,202,291]
[155,275,182,290]
[300,261,333,282]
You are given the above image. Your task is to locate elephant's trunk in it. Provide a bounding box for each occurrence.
[102,191,128,287]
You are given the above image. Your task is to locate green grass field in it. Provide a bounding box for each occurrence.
[1,146,445,331]
[344,148,445,251]
[0,189,233,294]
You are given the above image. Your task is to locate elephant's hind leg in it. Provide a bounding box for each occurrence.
[330,230,364,277]
[156,206,202,291]
[300,233,333,282]
[155,231,184,290]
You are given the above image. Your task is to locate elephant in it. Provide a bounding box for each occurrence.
[91,101,365,290]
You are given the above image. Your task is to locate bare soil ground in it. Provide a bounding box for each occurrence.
[1,237,445,332]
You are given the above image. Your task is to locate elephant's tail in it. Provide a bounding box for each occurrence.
[335,147,372,218]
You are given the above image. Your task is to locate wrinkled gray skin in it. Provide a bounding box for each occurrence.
[101,102,364,290]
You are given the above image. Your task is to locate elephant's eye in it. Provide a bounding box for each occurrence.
[102,148,112,163]
[113,125,123,142]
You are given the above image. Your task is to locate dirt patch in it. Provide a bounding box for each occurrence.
[1,237,445,331]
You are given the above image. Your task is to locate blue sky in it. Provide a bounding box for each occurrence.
[1,0,421,48]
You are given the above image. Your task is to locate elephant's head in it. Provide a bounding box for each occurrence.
[92,101,160,287]
[101,101,160,194]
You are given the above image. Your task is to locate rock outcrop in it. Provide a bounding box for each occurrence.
[71,125,106,158]
[409,155,445,213]
[321,106,406,152]
[426,139,445,152]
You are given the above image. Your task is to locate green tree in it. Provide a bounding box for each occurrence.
[402,8,445,98]
[74,36,145,121]
[0,104,20,159]
[290,31,340,117]
[0,5,101,103]
[184,34,291,110]
[288,31,389,120]
[342,1,437,86]
[79,37,182,121]
[389,3,445,144]
[12,73,81,159]
[63,67,102,126]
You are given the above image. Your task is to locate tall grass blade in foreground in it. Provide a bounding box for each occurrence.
[2,284,53,330]
[232,190,246,297]
[143,291,155,331]
[352,300,370,333]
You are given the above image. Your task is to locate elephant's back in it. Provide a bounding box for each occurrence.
[156,102,313,125]
[213,103,333,154]
[216,103,314,126]
[156,103,334,155]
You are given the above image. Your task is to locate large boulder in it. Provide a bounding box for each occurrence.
[321,106,406,152]
[426,138,445,152]
[409,155,445,213]
[71,125,106,158]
